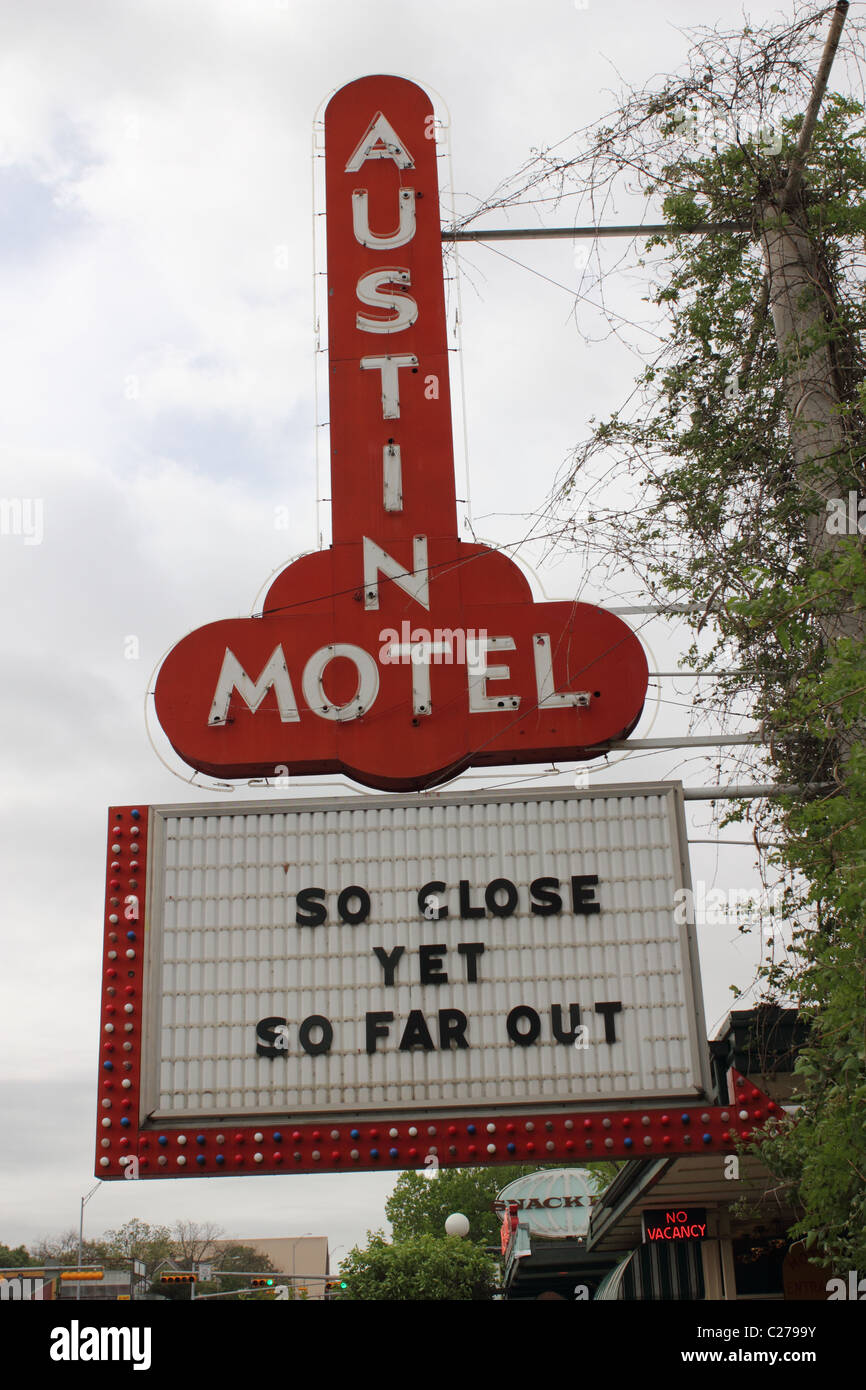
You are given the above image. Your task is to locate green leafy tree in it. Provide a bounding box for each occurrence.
[30,1230,109,1269]
[338,1231,497,1301]
[387,1166,534,1246]
[454,2,866,1268]
[0,1243,32,1269]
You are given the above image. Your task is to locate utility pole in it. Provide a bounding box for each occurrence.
[754,0,864,777]
[758,3,859,614]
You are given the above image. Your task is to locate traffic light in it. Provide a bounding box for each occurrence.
[60,1270,104,1281]
[251,1277,275,1288]
[160,1273,197,1284]
[325,1278,348,1293]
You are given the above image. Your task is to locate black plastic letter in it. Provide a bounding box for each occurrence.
[366,1011,393,1054]
[296,887,327,927]
[506,1005,541,1046]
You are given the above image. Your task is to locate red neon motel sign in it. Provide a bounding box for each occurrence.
[154,76,648,791]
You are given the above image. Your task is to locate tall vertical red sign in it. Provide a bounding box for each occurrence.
[324,78,458,549]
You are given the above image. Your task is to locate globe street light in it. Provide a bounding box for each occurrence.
[444,1213,470,1238]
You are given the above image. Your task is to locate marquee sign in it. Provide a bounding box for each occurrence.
[94,786,778,1181]
[152,75,648,792]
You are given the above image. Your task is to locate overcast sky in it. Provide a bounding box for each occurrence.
[0,0,807,1263]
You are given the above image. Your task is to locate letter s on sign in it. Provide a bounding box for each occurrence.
[356,270,418,335]
[256,1016,289,1058]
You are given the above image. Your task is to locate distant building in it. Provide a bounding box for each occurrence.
[212,1236,330,1300]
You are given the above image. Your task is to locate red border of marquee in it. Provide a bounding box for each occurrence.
[96,806,777,1180]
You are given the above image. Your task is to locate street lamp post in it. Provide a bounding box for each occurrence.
[77,1182,101,1301]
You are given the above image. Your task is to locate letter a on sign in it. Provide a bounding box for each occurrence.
[345,112,414,170]
[153,76,648,790]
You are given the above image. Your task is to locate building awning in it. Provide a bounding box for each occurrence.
[594,1253,636,1301]
[593,1241,705,1300]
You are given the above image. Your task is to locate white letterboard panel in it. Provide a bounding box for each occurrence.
[141,786,707,1120]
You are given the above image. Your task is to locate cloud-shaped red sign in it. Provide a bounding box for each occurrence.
[153,75,647,791]
[154,539,647,791]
